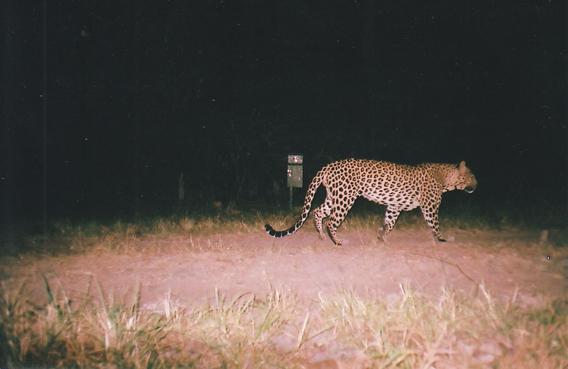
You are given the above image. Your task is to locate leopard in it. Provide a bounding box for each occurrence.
[265,159,477,245]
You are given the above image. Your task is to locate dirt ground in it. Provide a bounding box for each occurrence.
[2,228,568,310]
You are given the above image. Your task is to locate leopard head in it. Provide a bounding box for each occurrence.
[456,161,477,193]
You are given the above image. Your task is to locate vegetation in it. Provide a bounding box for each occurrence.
[1,205,566,367]
[3,198,566,257]
[1,278,566,368]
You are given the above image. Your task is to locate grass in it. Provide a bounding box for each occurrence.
[1,279,567,368]
[7,199,566,257]
[1,204,566,367]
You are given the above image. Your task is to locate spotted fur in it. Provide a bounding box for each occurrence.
[265,159,477,245]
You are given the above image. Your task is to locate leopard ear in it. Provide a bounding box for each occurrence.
[459,161,467,173]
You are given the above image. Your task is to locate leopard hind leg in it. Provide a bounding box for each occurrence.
[313,201,332,240]
[325,194,357,246]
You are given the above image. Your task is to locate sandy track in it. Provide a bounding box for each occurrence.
[2,229,567,309]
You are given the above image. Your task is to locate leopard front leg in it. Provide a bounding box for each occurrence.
[420,203,454,242]
[378,206,401,242]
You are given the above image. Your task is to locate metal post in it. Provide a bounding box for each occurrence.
[287,154,303,211]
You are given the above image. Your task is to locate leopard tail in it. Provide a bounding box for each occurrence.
[264,169,324,239]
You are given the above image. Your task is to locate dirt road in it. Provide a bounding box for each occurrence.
[2,228,567,309]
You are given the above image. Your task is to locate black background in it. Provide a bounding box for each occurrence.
[2,1,567,224]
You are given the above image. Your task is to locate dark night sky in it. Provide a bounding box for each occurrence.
[2,1,567,222]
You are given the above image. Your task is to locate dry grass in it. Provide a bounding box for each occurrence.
[24,208,471,257]
[1,278,567,368]
[2,208,566,367]
[33,209,295,256]
[6,201,561,257]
